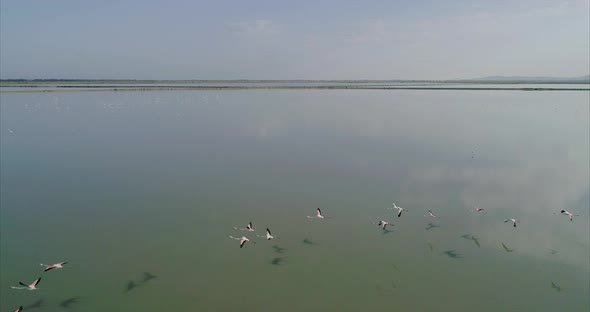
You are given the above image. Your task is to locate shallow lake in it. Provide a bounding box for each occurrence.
[1,88,588,311]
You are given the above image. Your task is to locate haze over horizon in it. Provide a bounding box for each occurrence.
[1,0,589,80]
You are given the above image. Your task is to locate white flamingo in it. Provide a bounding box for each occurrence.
[41,261,67,272]
[504,218,520,228]
[257,228,275,240]
[307,208,325,219]
[377,220,394,230]
[559,210,578,221]
[389,203,406,217]
[229,236,255,248]
[426,210,438,218]
[233,222,254,231]
[11,277,41,290]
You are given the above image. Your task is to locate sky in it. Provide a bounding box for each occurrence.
[1,0,589,80]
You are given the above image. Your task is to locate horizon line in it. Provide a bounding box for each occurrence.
[2,76,589,83]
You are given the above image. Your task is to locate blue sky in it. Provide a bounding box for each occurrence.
[1,0,588,79]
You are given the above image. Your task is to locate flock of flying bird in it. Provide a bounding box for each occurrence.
[228,204,580,248]
[10,262,68,311]
[8,203,580,311]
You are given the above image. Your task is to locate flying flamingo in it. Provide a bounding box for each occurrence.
[233,222,254,231]
[41,261,67,272]
[257,228,275,240]
[504,219,520,228]
[307,208,325,219]
[389,203,406,217]
[229,236,255,248]
[11,277,41,290]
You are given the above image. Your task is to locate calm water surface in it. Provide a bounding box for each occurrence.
[1,89,589,311]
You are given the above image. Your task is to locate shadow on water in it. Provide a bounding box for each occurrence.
[271,257,286,266]
[376,281,398,296]
[124,281,139,293]
[375,284,384,296]
[551,281,562,292]
[425,223,440,230]
[382,228,394,235]
[501,243,514,253]
[140,272,157,283]
[461,234,480,247]
[302,238,316,245]
[59,297,82,308]
[443,250,463,259]
[24,299,44,310]
[547,248,558,255]
[427,242,435,252]
[272,245,286,254]
[124,272,158,293]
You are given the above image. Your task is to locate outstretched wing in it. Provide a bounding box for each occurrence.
[32,278,41,287]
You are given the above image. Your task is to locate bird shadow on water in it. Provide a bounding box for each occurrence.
[123,272,158,294]
[551,281,562,292]
[271,257,286,266]
[302,238,316,245]
[382,228,394,235]
[425,223,440,230]
[501,243,514,253]
[443,250,463,259]
[123,281,139,293]
[24,299,44,310]
[460,234,480,248]
[59,297,82,308]
[140,272,157,283]
[272,245,286,254]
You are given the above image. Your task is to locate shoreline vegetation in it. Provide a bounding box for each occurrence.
[1,79,589,93]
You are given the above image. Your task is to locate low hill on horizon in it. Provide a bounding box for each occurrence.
[471,75,589,82]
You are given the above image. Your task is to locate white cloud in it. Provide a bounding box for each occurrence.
[231,19,280,35]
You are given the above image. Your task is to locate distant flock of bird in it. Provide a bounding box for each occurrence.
[8,204,580,311]
[228,204,580,248]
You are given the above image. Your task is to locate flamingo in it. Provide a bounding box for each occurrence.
[41,261,67,272]
[229,236,255,248]
[377,220,394,230]
[11,277,41,290]
[307,208,325,219]
[504,219,520,228]
[257,228,275,240]
[389,203,406,217]
[233,222,254,231]
[426,210,438,218]
[559,210,578,221]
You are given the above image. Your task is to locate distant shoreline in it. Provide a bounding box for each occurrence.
[2,78,589,85]
[2,79,589,93]
[1,85,589,93]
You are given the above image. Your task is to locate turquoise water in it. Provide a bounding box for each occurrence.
[1,89,589,311]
